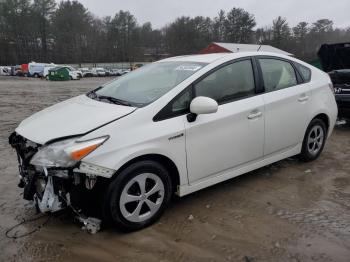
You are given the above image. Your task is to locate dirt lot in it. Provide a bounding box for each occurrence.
[0,76,349,262]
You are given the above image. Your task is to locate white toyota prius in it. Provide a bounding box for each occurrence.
[9,52,337,231]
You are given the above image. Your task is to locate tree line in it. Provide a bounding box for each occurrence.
[0,0,349,65]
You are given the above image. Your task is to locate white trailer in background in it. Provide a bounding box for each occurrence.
[28,62,55,77]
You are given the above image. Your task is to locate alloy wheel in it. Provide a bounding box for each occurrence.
[119,173,164,223]
[307,125,324,156]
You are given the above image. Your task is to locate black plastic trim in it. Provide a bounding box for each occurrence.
[255,55,307,93]
[293,62,312,83]
[154,57,260,122]
[153,86,194,122]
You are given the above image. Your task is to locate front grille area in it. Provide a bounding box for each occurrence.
[334,84,350,95]
[9,133,42,200]
[9,132,40,166]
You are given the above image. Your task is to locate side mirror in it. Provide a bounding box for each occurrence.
[188,96,218,122]
[190,96,218,115]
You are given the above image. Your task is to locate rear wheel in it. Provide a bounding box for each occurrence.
[103,160,172,231]
[299,118,327,162]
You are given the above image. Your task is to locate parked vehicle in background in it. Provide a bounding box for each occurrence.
[104,69,111,76]
[14,65,24,76]
[66,66,83,78]
[91,68,98,77]
[110,69,121,76]
[15,64,29,76]
[79,68,94,77]
[28,62,51,78]
[9,66,16,76]
[44,65,57,79]
[0,66,10,76]
[9,52,337,231]
[92,67,106,77]
[119,69,131,75]
[66,67,81,80]
[318,43,350,120]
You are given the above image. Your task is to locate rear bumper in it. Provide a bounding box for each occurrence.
[335,94,350,118]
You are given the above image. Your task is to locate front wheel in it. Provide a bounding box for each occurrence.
[299,118,327,162]
[103,161,172,231]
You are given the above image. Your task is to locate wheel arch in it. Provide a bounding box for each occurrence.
[301,112,331,147]
[311,113,330,132]
[113,154,180,194]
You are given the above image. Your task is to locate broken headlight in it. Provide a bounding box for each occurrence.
[30,136,109,168]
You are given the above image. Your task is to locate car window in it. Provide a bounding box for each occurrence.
[172,88,192,113]
[153,87,193,121]
[259,59,297,92]
[95,61,207,107]
[294,63,311,82]
[194,60,256,104]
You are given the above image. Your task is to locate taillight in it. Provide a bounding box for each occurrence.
[328,83,335,94]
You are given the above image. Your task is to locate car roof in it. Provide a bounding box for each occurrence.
[158,51,292,64]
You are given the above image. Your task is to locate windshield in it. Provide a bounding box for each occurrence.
[90,61,207,107]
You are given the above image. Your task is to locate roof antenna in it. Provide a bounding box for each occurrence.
[257,45,262,52]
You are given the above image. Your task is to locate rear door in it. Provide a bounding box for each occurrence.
[256,57,312,155]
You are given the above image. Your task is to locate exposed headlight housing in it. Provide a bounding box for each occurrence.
[30,136,109,168]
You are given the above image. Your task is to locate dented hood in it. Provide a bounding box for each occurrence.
[16,95,136,144]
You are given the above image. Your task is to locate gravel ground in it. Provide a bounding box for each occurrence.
[0,76,349,262]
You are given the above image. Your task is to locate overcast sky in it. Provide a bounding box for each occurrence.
[71,0,349,29]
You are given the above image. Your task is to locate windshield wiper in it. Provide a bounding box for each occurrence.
[96,95,133,106]
[87,86,103,98]
[87,90,97,98]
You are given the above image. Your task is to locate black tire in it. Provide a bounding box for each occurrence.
[102,160,172,231]
[299,118,327,162]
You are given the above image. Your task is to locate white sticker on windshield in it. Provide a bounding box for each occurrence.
[175,65,202,71]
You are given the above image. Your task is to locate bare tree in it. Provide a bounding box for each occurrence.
[1,1,350,65]
[32,0,56,61]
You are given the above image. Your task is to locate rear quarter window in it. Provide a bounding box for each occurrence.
[295,63,312,82]
[258,58,298,92]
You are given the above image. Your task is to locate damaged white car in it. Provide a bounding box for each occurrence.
[9,52,337,231]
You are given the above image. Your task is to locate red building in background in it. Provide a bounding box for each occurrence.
[199,42,292,56]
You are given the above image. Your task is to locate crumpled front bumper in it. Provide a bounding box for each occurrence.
[8,132,107,214]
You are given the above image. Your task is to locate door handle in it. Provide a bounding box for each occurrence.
[247,111,262,120]
[298,95,309,102]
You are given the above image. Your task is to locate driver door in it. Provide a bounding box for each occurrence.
[184,59,265,183]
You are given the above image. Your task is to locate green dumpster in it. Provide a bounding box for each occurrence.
[48,67,70,81]
[308,59,322,70]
